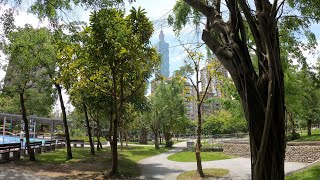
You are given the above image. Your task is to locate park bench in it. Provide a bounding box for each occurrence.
[55,139,65,149]
[0,145,10,163]
[43,140,56,152]
[8,143,21,159]
[70,140,84,148]
[23,141,42,155]
[0,143,21,163]
[30,142,42,154]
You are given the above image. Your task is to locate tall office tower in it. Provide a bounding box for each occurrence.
[156,30,170,77]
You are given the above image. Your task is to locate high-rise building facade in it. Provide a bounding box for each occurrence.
[199,60,229,115]
[200,60,228,97]
[156,30,170,77]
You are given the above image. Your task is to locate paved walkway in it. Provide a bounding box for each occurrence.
[138,142,309,180]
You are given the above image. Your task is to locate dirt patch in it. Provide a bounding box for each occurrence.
[6,160,110,179]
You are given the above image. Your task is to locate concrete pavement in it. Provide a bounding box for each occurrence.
[138,142,309,180]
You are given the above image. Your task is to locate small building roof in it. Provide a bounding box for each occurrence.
[0,113,71,126]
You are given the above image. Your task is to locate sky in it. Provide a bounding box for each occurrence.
[1,1,319,80]
[0,1,319,114]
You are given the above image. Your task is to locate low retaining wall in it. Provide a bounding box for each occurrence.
[223,141,320,163]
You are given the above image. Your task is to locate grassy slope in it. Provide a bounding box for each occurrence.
[286,162,320,180]
[167,151,233,162]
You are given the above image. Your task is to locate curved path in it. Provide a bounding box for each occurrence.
[138,142,309,180]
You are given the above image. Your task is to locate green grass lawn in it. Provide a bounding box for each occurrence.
[294,129,320,142]
[177,168,229,180]
[127,141,154,145]
[293,134,320,142]
[16,146,169,178]
[286,162,320,180]
[71,136,106,143]
[167,151,233,162]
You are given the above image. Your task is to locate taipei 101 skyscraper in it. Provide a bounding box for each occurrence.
[156,30,169,77]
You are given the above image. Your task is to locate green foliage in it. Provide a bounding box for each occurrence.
[203,110,247,135]
[286,132,300,141]
[165,141,174,148]
[29,0,125,23]
[0,25,55,117]
[145,75,189,143]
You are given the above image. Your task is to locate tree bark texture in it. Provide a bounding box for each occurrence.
[108,108,113,150]
[183,0,286,179]
[55,83,73,160]
[96,119,103,150]
[153,128,160,150]
[111,74,119,176]
[307,120,312,136]
[120,129,123,150]
[83,103,95,155]
[19,91,35,161]
[164,132,172,145]
[139,128,148,144]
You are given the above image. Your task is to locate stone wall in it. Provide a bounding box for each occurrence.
[223,141,320,163]
[223,141,250,158]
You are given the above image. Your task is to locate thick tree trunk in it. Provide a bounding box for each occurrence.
[139,128,148,144]
[307,120,312,136]
[55,83,72,160]
[182,0,287,178]
[164,132,172,147]
[83,103,95,155]
[153,127,160,150]
[19,92,35,161]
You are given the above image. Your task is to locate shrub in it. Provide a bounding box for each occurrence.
[292,132,300,140]
[165,141,174,148]
[286,132,301,141]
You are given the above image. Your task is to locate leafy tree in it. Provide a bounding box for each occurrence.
[1,25,55,161]
[168,0,319,178]
[158,77,187,146]
[146,76,188,148]
[66,7,159,176]
[177,49,217,176]
[39,25,83,160]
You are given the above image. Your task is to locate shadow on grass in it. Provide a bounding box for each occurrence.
[8,146,169,179]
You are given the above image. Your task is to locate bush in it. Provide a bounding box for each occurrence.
[165,141,174,148]
[286,132,301,141]
[292,132,300,140]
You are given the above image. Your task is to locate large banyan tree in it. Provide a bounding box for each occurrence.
[169,0,319,179]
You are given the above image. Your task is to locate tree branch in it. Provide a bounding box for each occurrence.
[184,0,215,17]
[200,75,212,105]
